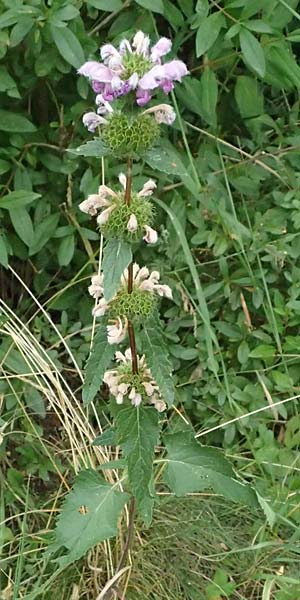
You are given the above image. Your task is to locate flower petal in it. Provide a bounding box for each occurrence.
[150,37,172,62]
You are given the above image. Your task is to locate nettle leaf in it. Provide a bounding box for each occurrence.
[69,139,108,158]
[9,207,34,247]
[50,24,85,69]
[0,109,36,132]
[0,190,40,210]
[51,469,129,567]
[141,317,175,407]
[102,239,132,301]
[82,323,115,406]
[116,405,160,525]
[134,0,164,14]
[239,28,266,78]
[92,428,116,446]
[196,12,225,57]
[165,431,258,507]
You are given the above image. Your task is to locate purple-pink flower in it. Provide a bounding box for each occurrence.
[78,31,188,106]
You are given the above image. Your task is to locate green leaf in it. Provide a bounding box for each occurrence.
[57,234,75,266]
[9,207,34,247]
[69,139,108,158]
[239,28,266,78]
[165,431,258,507]
[87,0,123,9]
[29,214,60,256]
[199,68,218,127]
[0,235,8,268]
[0,9,19,30]
[144,141,197,196]
[134,0,164,14]
[116,405,160,525]
[235,75,264,119]
[92,428,116,446]
[50,24,85,69]
[249,344,276,359]
[102,239,132,302]
[82,324,115,406]
[53,5,80,20]
[0,190,40,210]
[196,12,225,57]
[141,317,175,407]
[51,469,129,567]
[10,17,33,47]
[0,109,36,132]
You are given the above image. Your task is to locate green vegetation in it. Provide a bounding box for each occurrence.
[1,0,300,598]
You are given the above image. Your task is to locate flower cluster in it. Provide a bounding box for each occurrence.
[78,31,188,107]
[89,264,172,344]
[104,348,166,412]
[79,174,158,243]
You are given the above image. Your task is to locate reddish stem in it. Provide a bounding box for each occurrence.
[124,157,138,375]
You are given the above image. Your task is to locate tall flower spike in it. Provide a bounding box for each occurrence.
[78,31,188,106]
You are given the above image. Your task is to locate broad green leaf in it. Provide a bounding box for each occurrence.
[0,159,10,175]
[163,0,184,27]
[51,469,129,567]
[87,0,123,9]
[264,43,300,89]
[141,317,175,407]
[165,431,258,507]
[199,68,218,127]
[196,12,225,57]
[69,139,108,158]
[116,405,159,525]
[29,214,60,256]
[145,142,197,196]
[239,28,266,78]
[102,239,132,301]
[9,207,34,247]
[82,323,115,405]
[0,235,8,268]
[0,66,19,96]
[92,428,116,446]
[235,76,264,119]
[57,234,75,266]
[0,190,40,210]
[10,17,33,47]
[53,5,80,20]
[249,344,276,359]
[0,9,19,30]
[134,0,164,14]
[0,109,36,132]
[195,0,209,17]
[50,24,85,69]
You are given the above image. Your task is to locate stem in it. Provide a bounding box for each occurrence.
[124,157,138,375]
[116,497,136,571]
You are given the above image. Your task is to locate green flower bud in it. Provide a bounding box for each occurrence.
[102,111,159,157]
[109,286,157,322]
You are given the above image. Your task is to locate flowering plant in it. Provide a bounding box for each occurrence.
[51,30,260,583]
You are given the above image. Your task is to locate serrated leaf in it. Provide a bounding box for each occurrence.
[102,239,132,301]
[82,324,115,406]
[9,207,34,247]
[196,12,225,57]
[165,431,258,507]
[116,405,159,525]
[135,0,164,14]
[93,428,116,446]
[0,109,36,132]
[50,469,129,567]
[50,24,85,68]
[0,190,40,210]
[68,139,108,158]
[141,317,175,407]
[239,28,266,78]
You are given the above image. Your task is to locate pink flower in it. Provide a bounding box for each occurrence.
[78,31,188,107]
[82,112,107,132]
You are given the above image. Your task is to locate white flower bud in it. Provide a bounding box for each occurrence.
[127,213,138,232]
[97,205,115,225]
[93,298,109,317]
[138,179,156,197]
[118,173,127,189]
[107,317,128,345]
[143,225,158,244]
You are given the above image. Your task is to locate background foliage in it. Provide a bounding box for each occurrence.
[1,0,300,598]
